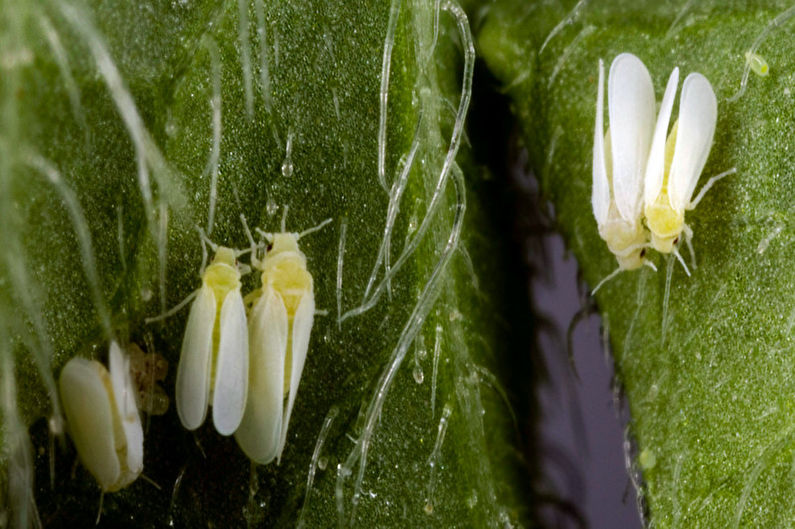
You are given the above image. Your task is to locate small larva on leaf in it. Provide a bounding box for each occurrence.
[744,51,769,77]
[591,53,657,293]
[176,244,249,436]
[59,341,143,492]
[234,213,330,464]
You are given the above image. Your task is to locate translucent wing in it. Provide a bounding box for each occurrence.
[591,59,610,226]
[644,67,679,206]
[59,358,121,490]
[669,72,717,211]
[108,341,144,476]
[234,286,288,464]
[608,52,656,222]
[212,288,249,435]
[176,284,215,430]
[276,287,315,462]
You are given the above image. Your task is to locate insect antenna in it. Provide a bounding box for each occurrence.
[298,217,333,240]
[672,247,691,276]
[144,290,199,323]
[238,212,265,268]
[591,266,623,295]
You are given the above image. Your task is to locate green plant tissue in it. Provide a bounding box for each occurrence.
[479,1,794,528]
[0,0,533,527]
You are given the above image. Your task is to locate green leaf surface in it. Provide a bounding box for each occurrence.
[1,0,535,527]
[479,1,795,528]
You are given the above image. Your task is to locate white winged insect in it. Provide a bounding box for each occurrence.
[643,67,734,273]
[172,242,250,436]
[59,341,144,493]
[234,212,330,464]
[591,53,658,292]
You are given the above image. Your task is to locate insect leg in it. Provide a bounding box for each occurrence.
[688,167,736,210]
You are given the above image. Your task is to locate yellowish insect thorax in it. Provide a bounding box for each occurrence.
[260,234,312,317]
[258,233,313,395]
[202,247,242,387]
[599,217,646,270]
[645,121,683,253]
[645,194,683,253]
[203,247,241,299]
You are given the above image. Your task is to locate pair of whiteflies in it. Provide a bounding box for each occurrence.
[58,225,321,493]
[175,227,318,465]
[592,52,735,292]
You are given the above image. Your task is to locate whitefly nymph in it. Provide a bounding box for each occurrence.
[59,341,144,492]
[643,63,731,272]
[234,217,329,464]
[591,53,657,292]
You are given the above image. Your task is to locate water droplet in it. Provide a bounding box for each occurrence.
[141,288,153,302]
[281,159,294,178]
[266,197,278,216]
[467,491,478,509]
[48,414,64,435]
[317,456,328,470]
[413,365,424,384]
[281,130,295,177]
[423,501,433,515]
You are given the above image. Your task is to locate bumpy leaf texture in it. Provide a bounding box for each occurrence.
[0,0,534,527]
[480,1,795,528]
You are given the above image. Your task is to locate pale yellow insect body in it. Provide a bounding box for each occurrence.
[176,246,249,436]
[591,53,657,291]
[59,342,143,492]
[235,231,316,464]
[745,51,769,77]
[643,69,726,270]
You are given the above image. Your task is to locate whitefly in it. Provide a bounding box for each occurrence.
[643,64,733,274]
[591,52,658,292]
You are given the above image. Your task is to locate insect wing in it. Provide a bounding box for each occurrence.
[644,67,679,206]
[59,358,121,490]
[108,341,144,477]
[669,72,717,211]
[608,53,656,223]
[212,288,249,435]
[592,59,610,226]
[277,287,315,461]
[176,284,216,430]
[235,287,288,464]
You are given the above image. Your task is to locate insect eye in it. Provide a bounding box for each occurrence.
[266,242,274,252]
[673,237,679,245]
[640,248,646,258]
